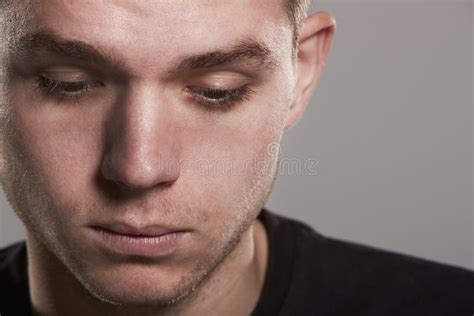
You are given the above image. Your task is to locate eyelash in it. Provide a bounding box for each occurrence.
[35,76,254,111]
[35,75,103,101]
[186,85,253,112]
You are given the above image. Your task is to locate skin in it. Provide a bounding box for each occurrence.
[0,1,335,315]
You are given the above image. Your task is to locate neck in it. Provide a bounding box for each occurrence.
[27,219,268,316]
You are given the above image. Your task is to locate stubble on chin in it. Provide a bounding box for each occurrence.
[77,145,279,309]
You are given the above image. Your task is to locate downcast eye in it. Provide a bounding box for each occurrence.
[36,75,104,100]
[186,85,253,112]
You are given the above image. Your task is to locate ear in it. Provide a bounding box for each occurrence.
[285,11,336,129]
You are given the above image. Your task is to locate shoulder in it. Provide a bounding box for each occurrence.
[0,240,27,279]
[0,241,32,315]
[261,210,474,316]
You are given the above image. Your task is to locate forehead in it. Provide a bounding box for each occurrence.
[11,0,292,74]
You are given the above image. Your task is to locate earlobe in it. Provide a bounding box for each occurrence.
[285,12,336,130]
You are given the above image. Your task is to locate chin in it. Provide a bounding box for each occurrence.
[66,251,213,308]
[77,264,198,307]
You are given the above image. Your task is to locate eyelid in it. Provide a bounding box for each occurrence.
[189,71,250,89]
[41,67,93,82]
[186,84,254,112]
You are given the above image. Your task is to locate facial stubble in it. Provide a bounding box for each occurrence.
[0,116,281,310]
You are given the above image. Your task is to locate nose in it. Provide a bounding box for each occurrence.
[101,83,180,192]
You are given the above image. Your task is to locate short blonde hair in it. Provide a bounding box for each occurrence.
[285,0,311,49]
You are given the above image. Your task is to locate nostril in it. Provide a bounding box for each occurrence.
[100,152,180,192]
[98,163,178,200]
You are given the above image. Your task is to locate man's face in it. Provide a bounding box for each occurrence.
[1,0,295,306]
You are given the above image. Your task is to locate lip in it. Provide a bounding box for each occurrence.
[90,223,188,258]
[93,222,180,237]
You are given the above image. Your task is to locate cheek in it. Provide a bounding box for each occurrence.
[178,101,285,211]
[5,94,105,213]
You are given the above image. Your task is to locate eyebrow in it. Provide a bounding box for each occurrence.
[9,29,278,75]
[171,39,277,74]
[10,30,125,72]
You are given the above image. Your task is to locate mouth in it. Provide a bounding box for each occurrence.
[89,222,189,258]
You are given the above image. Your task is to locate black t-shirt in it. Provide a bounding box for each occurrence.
[1,208,473,315]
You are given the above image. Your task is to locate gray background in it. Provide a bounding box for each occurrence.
[1,0,473,270]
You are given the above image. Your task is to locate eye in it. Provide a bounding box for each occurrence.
[186,85,253,112]
[35,75,104,101]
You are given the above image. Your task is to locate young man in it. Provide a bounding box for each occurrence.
[0,1,472,315]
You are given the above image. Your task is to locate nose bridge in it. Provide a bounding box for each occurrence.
[102,82,179,190]
[119,83,162,158]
